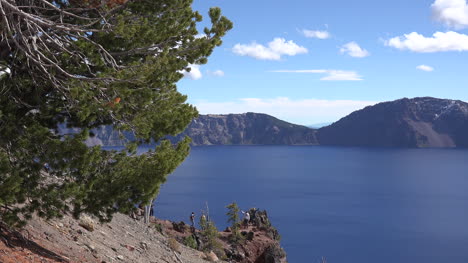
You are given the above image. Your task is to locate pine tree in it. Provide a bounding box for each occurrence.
[226,202,243,243]
[201,220,221,252]
[0,0,232,227]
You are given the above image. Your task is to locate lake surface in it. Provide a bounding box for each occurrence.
[150,146,468,263]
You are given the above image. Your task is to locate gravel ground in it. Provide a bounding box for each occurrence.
[1,213,224,263]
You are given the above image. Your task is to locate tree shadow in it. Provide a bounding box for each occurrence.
[0,223,69,262]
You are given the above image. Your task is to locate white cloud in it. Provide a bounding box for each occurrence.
[195,97,377,125]
[302,30,331,39]
[340,42,370,58]
[232,38,308,60]
[182,64,202,80]
[207,70,225,77]
[194,34,207,39]
[271,69,363,81]
[432,0,468,28]
[385,31,468,52]
[416,65,435,72]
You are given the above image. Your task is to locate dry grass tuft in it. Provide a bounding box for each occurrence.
[168,237,181,253]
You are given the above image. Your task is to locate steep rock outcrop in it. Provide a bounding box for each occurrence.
[155,207,287,263]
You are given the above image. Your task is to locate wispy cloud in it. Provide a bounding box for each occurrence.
[340,42,370,58]
[385,31,468,52]
[232,38,308,60]
[271,69,363,81]
[182,64,202,80]
[301,29,331,39]
[195,97,377,125]
[207,70,225,77]
[416,65,435,72]
[432,0,468,29]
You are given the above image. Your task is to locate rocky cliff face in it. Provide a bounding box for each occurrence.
[183,113,318,146]
[58,123,135,147]
[73,113,318,147]
[317,97,468,147]
[70,97,468,148]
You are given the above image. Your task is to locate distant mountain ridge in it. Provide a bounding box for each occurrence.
[73,112,319,146]
[317,97,468,147]
[83,97,468,148]
[182,113,318,145]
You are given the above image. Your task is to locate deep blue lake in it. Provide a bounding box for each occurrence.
[148,146,468,263]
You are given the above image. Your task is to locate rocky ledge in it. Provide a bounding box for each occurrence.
[0,209,286,263]
[157,208,287,263]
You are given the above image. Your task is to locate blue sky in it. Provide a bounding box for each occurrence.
[178,0,468,125]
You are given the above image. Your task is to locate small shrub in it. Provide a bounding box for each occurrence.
[201,220,223,253]
[199,214,208,231]
[213,246,227,260]
[184,235,197,250]
[229,223,244,244]
[198,214,223,257]
[270,226,281,241]
[168,237,180,253]
[152,223,163,233]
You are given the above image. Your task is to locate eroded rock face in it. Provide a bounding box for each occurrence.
[185,113,318,146]
[317,97,468,147]
[76,112,318,146]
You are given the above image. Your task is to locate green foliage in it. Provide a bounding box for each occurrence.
[226,202,243,244]
[270,225,282,241]
[226,202,240,225]
[199,214,208,231]
[0,0,232,227]
[184,235,198,250]
[201,220,222,252]
[153,223,163,234]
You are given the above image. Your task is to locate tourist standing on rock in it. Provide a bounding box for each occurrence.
[190,212,195,227]
[241,210,250,228]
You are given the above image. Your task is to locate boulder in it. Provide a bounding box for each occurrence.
[256,244,286,263]
[79,215,95,232]
[172,221,187,233]
[225,247,245,261]
[246,231,255,241]
[205,251,219,262]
